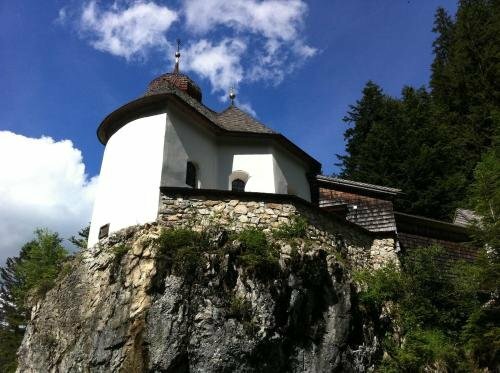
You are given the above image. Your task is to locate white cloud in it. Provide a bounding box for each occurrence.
[182,0,316,92]
[184,38,246,94]
[80,1,178,60]
[56,7,67,24]
[183,0,306,41]
[0,131,98,264]
[64,0,315,99]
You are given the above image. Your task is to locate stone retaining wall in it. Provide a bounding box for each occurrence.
[158,189,399,269]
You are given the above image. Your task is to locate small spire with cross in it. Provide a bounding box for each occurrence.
[173,39,181,74]
[229,86,236,105]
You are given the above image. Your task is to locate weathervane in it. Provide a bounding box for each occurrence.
[174,39,181,74]
[229,86,236,105]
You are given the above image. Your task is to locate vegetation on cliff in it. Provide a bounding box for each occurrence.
[355,148,500,371]
[0,229,69,373]
[355,246,499,372]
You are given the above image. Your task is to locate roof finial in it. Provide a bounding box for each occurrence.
[174,39,181,74]
[229,86,236,105]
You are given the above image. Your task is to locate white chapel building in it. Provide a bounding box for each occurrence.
[88,52,321,247]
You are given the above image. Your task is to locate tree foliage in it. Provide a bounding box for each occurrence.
[0,255,27,373]
[356,246,499,372]
[0,229,69,373]
[468,148,500,255]
[355,131,500,371]
[338,0,500,220]
[69,224,90,250]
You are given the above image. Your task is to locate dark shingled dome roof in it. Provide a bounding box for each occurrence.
[146,72,202,102]
[145,71,274,134]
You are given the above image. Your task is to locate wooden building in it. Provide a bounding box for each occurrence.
[317,175,477,263]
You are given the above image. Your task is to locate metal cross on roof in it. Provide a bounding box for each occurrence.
[174,39,181,74]
[229,86,236,105]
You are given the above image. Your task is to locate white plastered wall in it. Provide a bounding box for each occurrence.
[217,140,311,199]
[272,147,311,201]
[88,113,167,247]
[232,154,276,192]
[161,108,218,189]
[218,143,276,193]
[88,107,314,247]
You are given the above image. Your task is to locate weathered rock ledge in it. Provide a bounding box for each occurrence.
[17,196,390,372]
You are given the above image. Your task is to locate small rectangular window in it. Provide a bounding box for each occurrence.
[99,224,110,239]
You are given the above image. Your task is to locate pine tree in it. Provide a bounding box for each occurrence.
[337,81,387,180]
[338,83,462,218]
[431,0,500,182]
[0,254,28,373]
[338,0,500,220]
[0,229,69,372]
[69,224,90,250]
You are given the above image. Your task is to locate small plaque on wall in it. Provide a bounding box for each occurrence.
[98,224,110,239]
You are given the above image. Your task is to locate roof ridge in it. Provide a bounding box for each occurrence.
[317,175,402,194]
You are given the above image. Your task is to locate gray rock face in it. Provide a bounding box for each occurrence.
[16,224,380,372]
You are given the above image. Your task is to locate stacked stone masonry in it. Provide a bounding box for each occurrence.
[158,191,399,269]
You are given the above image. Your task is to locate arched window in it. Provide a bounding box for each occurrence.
[186,161,197,188]
[231,178,246,192]
[228,170,249,191]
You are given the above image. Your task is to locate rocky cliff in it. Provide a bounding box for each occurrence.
[17,195,390,372]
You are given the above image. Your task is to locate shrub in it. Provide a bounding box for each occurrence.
[356,245,500,371]
[272,217,308,239]
[112,244,129,261]
[228,295,252,321]
[155,228,207,277]
[236,228,280,279]
[353,262,403,310]
[227,295,259,335]
[380,328,462,373]
[157,229,204,252]
[237,228,268,254]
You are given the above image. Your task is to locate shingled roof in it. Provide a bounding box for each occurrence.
[318,176,400,233]
[96,79,320,172]
[319,194,397,233]
[216,106,275,134]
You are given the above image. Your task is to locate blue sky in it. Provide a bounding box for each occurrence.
[0,0,457,260]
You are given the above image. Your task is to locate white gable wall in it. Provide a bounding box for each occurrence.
[232,154,275,193]
[218,143,276,193]
[88,113,167,247]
